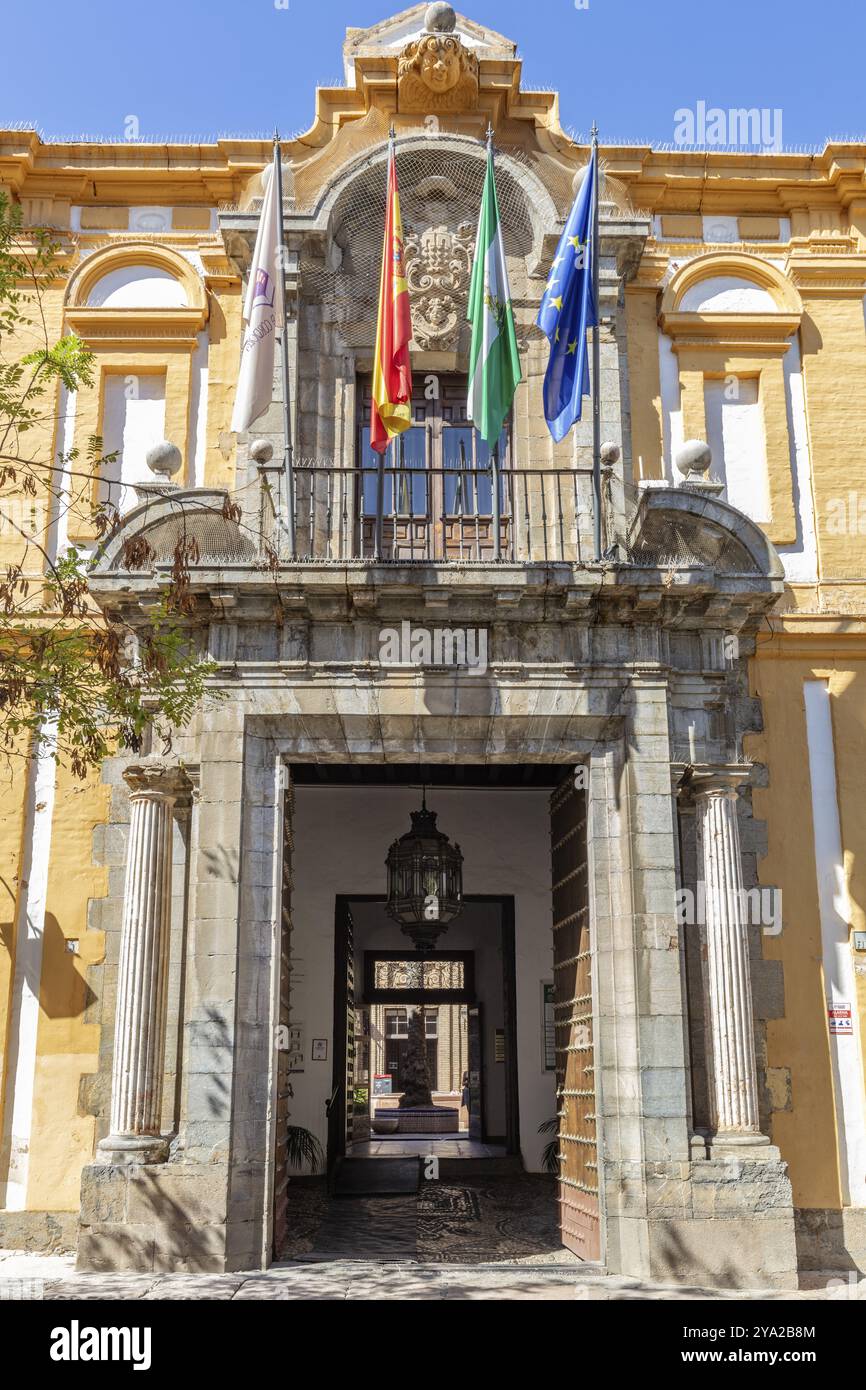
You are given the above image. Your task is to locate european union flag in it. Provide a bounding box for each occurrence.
[536,146,597,443]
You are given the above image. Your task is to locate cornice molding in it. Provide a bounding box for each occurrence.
[63,306,208,350]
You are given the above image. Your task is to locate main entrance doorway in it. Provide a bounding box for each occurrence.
[282,763,600,1263]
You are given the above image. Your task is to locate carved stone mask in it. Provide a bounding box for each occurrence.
[419,37,461,93]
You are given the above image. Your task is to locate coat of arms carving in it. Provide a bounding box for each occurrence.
[404,221,475,350]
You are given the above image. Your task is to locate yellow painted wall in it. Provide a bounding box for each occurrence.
[749,638,866,1208]
[0,752,30,1156]
[26,761,107,1209]
[625,283,664,480]
[800,296,866,579]
[0,274,64,580]
[204,283,242,491]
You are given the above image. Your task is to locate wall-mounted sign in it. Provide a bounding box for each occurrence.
[372,1074,392,1097]
[853,931,866,952]
[828,1003,853,1036]
[542,982,556,1071]
[312,1038,328,1060]
[287,1024,304,1071]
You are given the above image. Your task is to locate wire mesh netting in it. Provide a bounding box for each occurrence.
[271,110,642,350]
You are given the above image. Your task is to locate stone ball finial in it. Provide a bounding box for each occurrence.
[146,440,182,479]
[572,163,590,197]
[249,439,275,467]
[675,439,713,479]
[600,441,621,467]
[425,2,456,32]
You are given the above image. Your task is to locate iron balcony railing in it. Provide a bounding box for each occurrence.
[265,464,604,565]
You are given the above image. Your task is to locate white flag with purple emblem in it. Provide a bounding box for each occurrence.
[231,154,283,433]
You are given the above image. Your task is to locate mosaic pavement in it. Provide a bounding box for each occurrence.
[281,1172,571,1265]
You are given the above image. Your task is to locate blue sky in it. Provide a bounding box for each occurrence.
[3,0,865,149]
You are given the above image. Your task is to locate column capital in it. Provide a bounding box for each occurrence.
[123,757,191,804]
[682,763,751,800]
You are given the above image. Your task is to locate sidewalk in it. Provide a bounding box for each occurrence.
[1,1251,862,1300]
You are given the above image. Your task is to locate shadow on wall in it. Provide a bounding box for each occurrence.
[39,914,96,1019]
[0,908,97,1020]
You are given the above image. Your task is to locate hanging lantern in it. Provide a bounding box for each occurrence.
[385,793,463,951]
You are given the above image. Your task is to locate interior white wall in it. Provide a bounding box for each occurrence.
[289,784,557,1170]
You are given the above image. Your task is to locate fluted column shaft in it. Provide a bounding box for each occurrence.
[99,760,189,1164]
[694,774,763,1140]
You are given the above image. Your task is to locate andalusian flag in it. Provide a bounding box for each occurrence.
[370,139,413,454]
[466,139,522,445]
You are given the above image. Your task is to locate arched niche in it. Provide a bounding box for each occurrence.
[65,242,208,354]
[85,264,189,309]
[298,134,557,352]
[660,251,803,336]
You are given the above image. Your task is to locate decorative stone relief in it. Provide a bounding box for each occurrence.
[404,220,474,349]
[397,33,479,112]
[129,208,172,234]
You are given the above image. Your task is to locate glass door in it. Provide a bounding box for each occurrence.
[357,375,510,560]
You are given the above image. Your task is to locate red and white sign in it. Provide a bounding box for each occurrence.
[828,1003,854,1036]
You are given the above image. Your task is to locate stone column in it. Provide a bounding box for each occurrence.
[98,758,189,1164]
[692,768,767,1145]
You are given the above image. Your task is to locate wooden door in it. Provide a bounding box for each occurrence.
[549,773,600,1260]
[272,768,295,1254]
[467,1004,484,1143]
[328,899,356,1170]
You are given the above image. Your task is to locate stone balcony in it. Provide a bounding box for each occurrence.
[89,475,784,640]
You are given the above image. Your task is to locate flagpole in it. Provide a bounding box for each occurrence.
[373,128,397,563]
[273,130,296,560]
[484,122,503,563]
[590,123,602,563]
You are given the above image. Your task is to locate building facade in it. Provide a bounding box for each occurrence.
[1,3,866,1285]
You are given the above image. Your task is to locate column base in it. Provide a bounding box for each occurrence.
[707,1130,780,1161]
[96,1134,169,1165]
[604,1154,799,1289]
[77,1160,263,1274]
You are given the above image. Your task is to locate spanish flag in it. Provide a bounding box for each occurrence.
[370,138,413,454]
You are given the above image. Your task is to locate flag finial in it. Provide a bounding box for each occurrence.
[389,123,396,142]
[485,121,495,145]
[590,120,599,143]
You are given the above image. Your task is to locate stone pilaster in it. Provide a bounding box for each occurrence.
[691,767,767,1148]
[97,759,190,1164]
